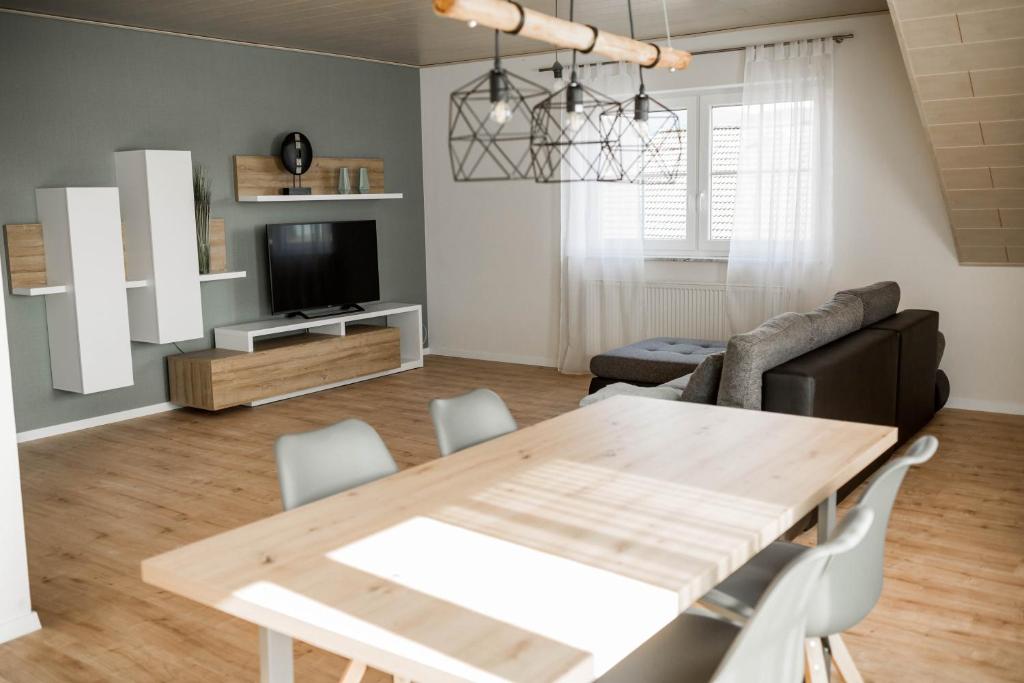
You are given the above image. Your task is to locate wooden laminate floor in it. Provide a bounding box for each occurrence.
[0,355,1021,682]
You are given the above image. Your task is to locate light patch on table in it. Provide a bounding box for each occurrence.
[230,580,510,683]
[326,516,679,675]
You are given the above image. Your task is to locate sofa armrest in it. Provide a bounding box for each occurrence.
[763,328,899,426]
[868,310,940,440]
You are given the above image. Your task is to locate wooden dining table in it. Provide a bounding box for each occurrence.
[142,396,896,683]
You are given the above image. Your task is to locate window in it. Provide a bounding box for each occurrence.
[629,89,743,258]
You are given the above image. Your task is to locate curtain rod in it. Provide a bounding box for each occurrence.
[537,32,853,73]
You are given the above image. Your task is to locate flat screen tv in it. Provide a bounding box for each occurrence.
[266,220,380,315]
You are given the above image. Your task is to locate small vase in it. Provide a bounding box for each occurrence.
[358,167,370,194]
[338,167,351,194]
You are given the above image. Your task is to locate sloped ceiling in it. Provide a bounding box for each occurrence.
[887,0,1024,265]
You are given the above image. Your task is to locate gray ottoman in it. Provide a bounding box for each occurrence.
[589,337,727,394]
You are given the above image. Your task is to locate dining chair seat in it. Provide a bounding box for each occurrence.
[597,613,739,683]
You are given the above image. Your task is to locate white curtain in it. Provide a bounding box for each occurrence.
[726,39,835,335]
[558,63,646,374]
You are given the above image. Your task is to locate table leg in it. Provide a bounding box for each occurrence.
[259,627,294,683]
[817,492,836,545]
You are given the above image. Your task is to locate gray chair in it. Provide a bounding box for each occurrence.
[703,435,939,681]
[428,388,518,456]
[275,419,398,510]
[597,507,875,683]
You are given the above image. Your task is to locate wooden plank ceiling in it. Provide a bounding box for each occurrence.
[887,0,1024,265]
[0,0,886,66]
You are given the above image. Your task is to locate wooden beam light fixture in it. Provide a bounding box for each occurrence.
[433,0,692,71]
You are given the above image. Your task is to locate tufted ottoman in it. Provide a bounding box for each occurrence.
[588,337,727,394]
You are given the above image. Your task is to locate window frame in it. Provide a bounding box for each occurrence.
[639,94,698,258]
[639,87,743,260]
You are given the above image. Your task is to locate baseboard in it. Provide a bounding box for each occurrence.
[0,611,41,644]
[427,347,557,368]
[944,397,1024,416]
[16,402,180,443]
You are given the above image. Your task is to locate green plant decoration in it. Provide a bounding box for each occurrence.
[193,166,212,275]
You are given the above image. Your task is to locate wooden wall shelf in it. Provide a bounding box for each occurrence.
[233,154,390,201]
[5,220,238,297]
[238,193,403,203]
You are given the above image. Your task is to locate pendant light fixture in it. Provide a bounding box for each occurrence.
[548,0,565,91]
[611,0,685,184]
[529,0,624,183]
[448,22,549,181]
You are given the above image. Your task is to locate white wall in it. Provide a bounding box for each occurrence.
[0,262,40,642]
[421,12,1024,413]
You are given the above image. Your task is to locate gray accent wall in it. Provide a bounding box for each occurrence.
[0,12,426,432]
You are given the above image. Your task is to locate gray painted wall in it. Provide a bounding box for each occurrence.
[0,13,426,432]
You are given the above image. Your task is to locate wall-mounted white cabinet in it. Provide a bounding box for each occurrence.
[36,188,134,394]
[115,150,203,344]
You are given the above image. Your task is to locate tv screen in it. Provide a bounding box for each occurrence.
[266,221,380,314]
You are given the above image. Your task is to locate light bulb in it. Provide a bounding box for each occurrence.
[467,19,478,28]
[567,111,586,132]
[552,76,565,91]
[635,118,650,139]
[490,99,513,125]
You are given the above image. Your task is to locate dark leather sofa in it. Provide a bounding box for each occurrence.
[587,286,949,496]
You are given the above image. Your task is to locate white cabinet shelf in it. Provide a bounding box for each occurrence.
[238,193,403,203]
[11,284,69,296]
[199,270,246,282]
[14,273,244,296]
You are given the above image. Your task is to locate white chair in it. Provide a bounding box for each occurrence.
[428,388,517,456]
[597,507,876,683]
[274,419,401,683]
[702,435,939,682]
[275,419,398,510]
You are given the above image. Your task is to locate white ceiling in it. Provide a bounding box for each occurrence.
[0,0,888,66]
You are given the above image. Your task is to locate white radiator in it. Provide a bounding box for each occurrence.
[643,282,731,341]
[582,280,785,344]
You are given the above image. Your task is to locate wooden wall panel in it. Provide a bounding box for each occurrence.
[233,155,384,199]
[3,224,47,288]
[889,0,1024,265]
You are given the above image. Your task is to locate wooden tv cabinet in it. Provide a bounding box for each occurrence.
[168,302,422,410]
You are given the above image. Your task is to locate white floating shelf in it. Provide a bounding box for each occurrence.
[14,280,151,296]
[12,284,68,296]
[199,270,246,282]
[238,193,403,203]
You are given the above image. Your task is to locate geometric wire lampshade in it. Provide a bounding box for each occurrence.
[529,77,624,183]
[449,68,550,181]
[608,88,685,184]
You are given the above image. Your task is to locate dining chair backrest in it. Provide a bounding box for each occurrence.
[711,507,875,683]
[805,435,939,636]
[275,419,398,510]
[428,388,518,456]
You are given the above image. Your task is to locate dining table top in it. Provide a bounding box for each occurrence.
[142,396,897,683]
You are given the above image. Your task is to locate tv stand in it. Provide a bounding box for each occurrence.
[288,303,365,319]
[168,302,423,410]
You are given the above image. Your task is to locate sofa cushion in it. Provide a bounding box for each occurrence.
[579,382,683,408]
[718,293,864,410]
[679,352,724,404]
[661,374,692,391]
[590,337,728,385]
[838,281,900,327]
